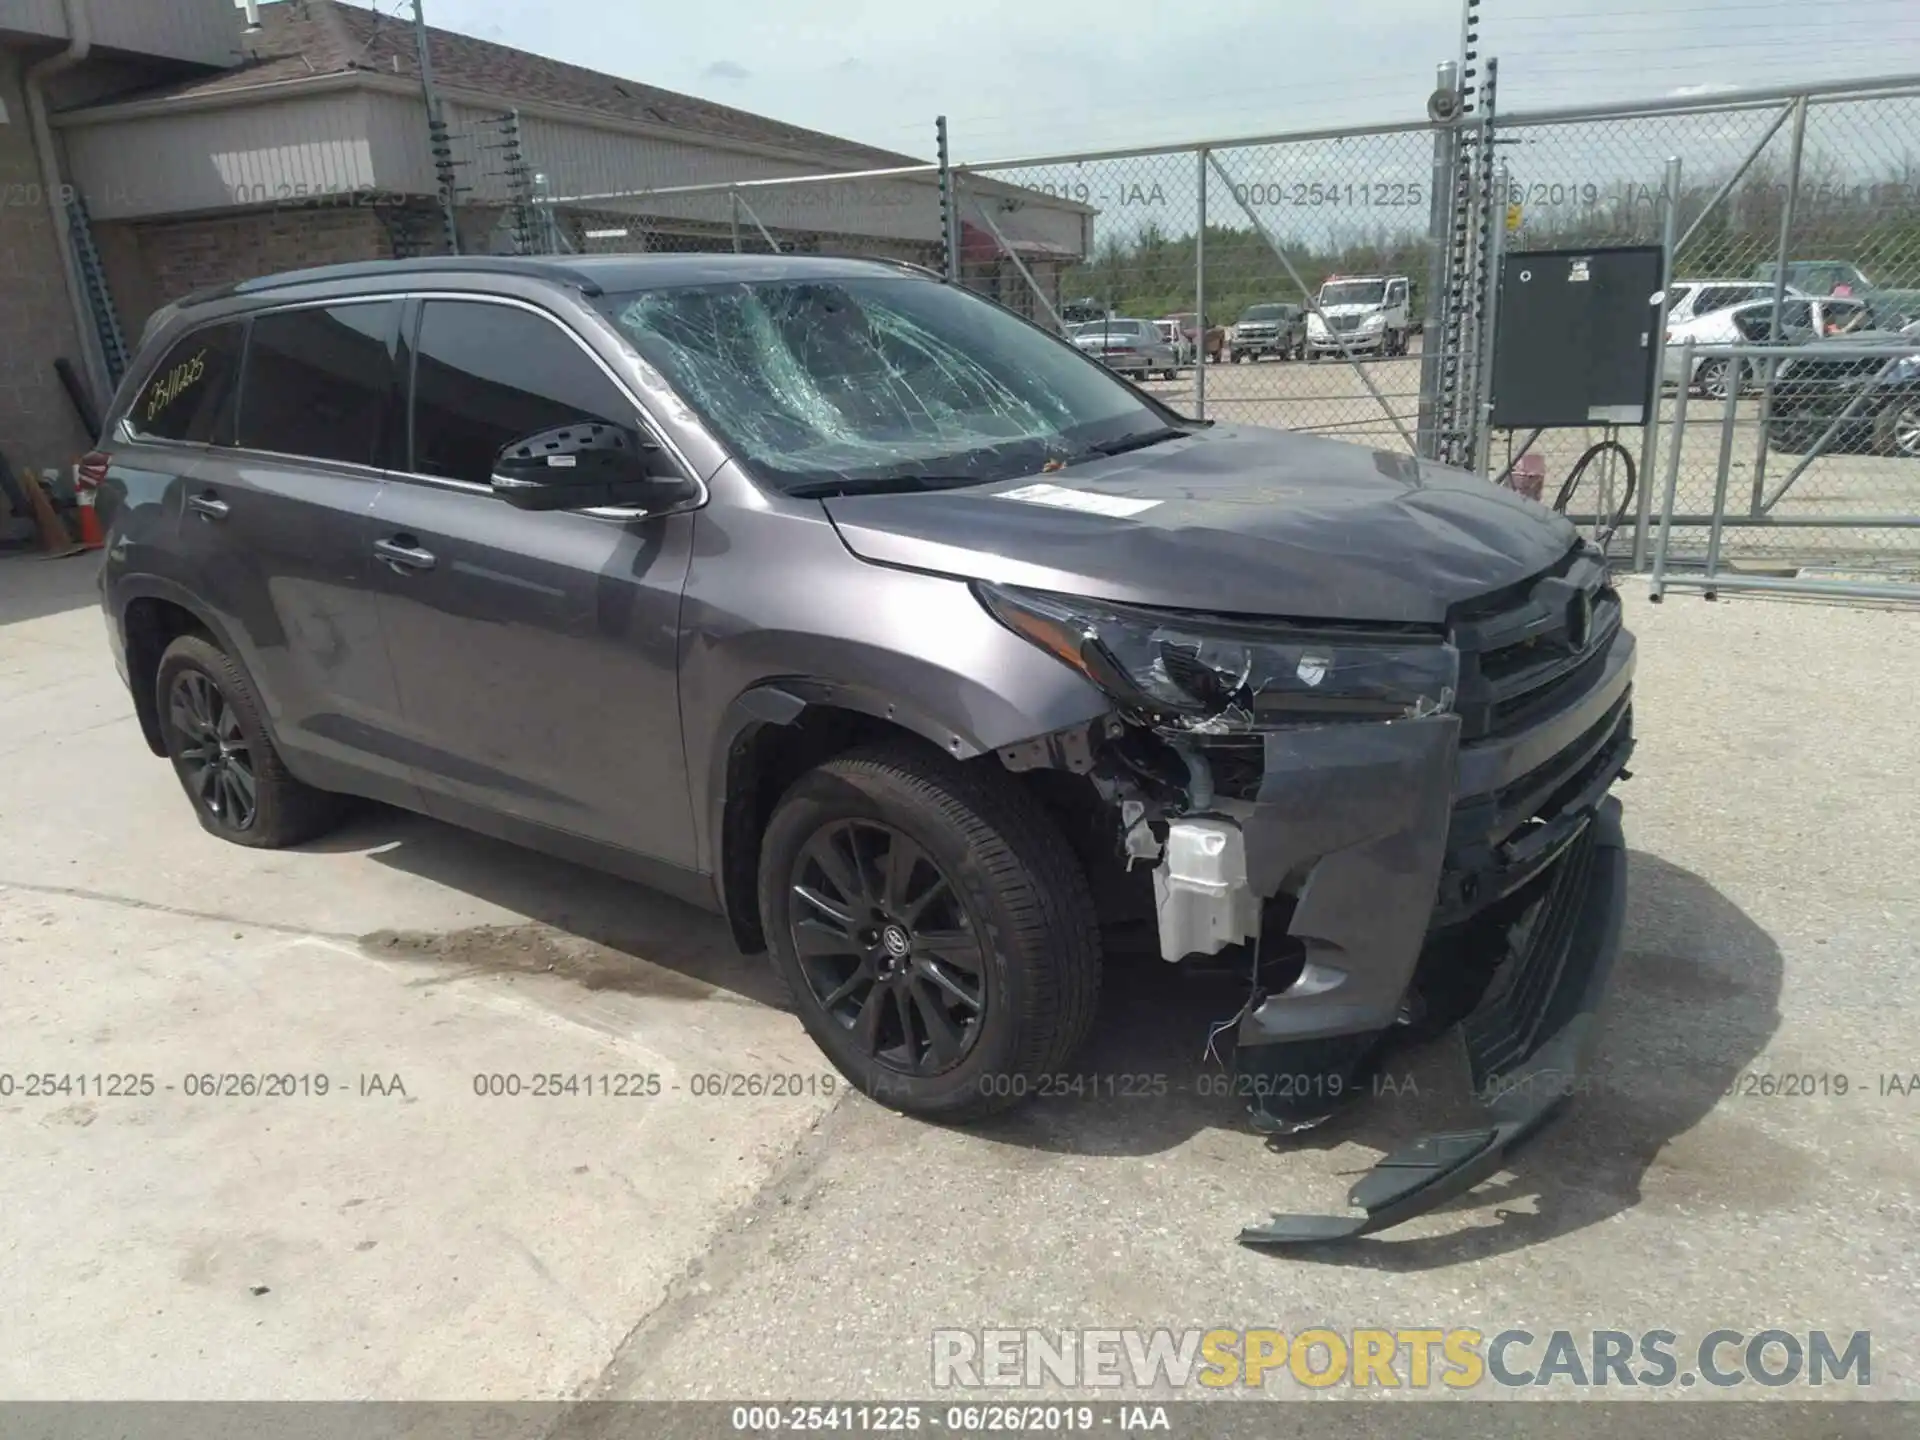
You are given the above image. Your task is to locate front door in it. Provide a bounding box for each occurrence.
[367,296,698,868]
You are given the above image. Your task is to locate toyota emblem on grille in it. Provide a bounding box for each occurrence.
[1567,590,1594,651]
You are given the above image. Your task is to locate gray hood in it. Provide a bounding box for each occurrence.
[820,425,1578,624]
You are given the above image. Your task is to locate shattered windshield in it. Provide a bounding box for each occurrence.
[1319,280,1387,307]
[598,277,1165,491]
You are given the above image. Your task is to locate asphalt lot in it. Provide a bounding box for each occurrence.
[3,550,1917,1406]
[1141,346,1920,569]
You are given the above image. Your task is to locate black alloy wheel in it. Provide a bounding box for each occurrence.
[787,818,987,1077]
[168,669,258,831]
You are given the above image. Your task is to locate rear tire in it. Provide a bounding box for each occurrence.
[757,744,1102,1121]
[156,634,348,848]
[1698,357,1744,401]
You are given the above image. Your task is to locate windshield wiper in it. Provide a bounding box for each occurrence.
[786,473,993,499]
[1079,426,1189,461]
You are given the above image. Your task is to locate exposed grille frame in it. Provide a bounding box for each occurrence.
[1451,548,1616,742]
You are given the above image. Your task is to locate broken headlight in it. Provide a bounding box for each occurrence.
[977,583,1458,731]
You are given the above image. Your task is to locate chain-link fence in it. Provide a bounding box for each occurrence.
[490,69,1920,573]
[956,124,1444,454]
[1490,84,1920,569]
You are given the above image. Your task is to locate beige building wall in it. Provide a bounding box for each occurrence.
[0,47,93,483]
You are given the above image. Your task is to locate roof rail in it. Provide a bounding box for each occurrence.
[177,255,606,310]
[817,253,945,281]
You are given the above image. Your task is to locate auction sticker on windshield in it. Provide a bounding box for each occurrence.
[996,483,1162,517]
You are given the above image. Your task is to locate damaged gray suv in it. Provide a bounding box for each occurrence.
[98,254,1633,1242]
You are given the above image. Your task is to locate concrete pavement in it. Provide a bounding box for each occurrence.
[3,552,1916,1405]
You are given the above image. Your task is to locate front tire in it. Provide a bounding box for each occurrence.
[157,634,347,848]
[757,745,1101,1121]
[1877,398,1920,458]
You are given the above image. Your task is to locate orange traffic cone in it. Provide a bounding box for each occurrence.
[74,452,107,550]
[74,489,105,550]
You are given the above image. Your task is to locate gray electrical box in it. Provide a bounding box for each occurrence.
[1490,246,1664,430]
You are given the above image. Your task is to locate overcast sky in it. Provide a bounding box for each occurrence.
[380,0,1919,159]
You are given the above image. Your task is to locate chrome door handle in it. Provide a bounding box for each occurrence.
[186,492,229,520]
[373,537,437,573]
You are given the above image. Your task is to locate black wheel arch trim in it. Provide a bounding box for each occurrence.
[703,673,1109,953]
[704,677,1003,950]
[114,576,253,759]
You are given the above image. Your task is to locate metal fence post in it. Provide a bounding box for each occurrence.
[1703,362,1743,597]
[1471,161,1510,477]
[1194,146,1207,420]
[1418,60,1460,462]
[937,115,959,284]
[729,189,741,253]
[1632,155,1682,570]
[412,0,461,255]
[1649,340,1695,601]
[1750,94,1807,512]
[1457,57,1498,469]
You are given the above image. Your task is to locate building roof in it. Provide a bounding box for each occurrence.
[115,0,919,171]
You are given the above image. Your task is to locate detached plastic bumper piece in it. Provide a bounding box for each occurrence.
[1238,796,1628,1247]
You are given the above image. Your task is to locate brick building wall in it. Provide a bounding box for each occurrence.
[0,48,94,488]
[97,204,392,341]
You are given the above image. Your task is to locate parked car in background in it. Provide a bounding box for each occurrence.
[1161,311,1225,363]
[1766,331,1920,459]
[1662,279,1794,327]
[1068,317,1179,379]
[1228,303,1305,362]
[1665,294,1873,397]
[1751,260,1920,331]
[1154,319,1193,365]
[1060,297,1108,327]
[1306,275,1412,358]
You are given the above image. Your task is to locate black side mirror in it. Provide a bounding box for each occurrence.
[491,422,696,512]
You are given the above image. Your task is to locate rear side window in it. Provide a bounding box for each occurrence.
[127,322,245,443]
[237,302,399,466]
[409,300,635,486]
[1696,285,1758,315]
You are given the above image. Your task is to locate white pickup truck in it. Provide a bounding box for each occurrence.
[1306,274,1413,359]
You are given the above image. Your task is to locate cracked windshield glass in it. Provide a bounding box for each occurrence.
[600,277,1174,492]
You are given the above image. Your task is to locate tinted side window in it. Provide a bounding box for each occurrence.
[410,300,634,486]
[237,302,398,465]
[127,322,245,443]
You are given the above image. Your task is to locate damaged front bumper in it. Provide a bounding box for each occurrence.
[986,555,1637,1244]
[1174,627,1636,1244]
[1239,795,1627,1245]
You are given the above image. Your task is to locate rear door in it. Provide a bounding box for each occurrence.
[366,295,698,867]
[175,298,420,807]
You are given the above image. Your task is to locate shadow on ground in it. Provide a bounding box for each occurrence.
[312,802,787,1010]
[0,551,102,627]
[964,846,1784,1266]
[311,797,1780,1264]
